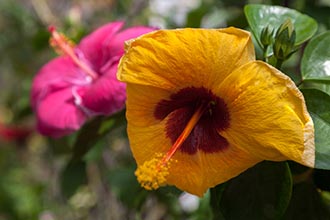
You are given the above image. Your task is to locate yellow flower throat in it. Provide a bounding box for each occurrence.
[135,103,209,190]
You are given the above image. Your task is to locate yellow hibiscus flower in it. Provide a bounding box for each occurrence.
[117,27,314,197]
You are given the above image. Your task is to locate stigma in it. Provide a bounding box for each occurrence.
[48,26,98,80]
[135,103,208,190]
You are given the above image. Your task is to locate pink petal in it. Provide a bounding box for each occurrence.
[78,21,124,70]
[35,88,87,138]
[79,24,155,115]
[31,22,156,138]
[31,57,88,109]
[81,64,126,115]
[104,26,156,63]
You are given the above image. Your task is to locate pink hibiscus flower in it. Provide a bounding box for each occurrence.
[31,22,155,138]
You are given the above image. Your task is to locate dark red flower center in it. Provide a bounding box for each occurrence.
[154,87,230,154]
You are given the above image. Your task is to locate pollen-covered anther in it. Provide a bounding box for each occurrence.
[47,25,98,80]
[49,31,76,56]
[135,153,176,190]
[135,103,207,190]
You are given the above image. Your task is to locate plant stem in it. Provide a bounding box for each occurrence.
[275,59,283,69]
[263,45,269,62]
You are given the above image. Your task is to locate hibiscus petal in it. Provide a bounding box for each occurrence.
[169,145,261,196]
[103,26,157,66]
[125,84,261,196]
[31,56,88,109]
[126,83,173,125]
[218,61,314,167]
[78,21,124,70]
[81,64,126,115]
[35,88,87,138]
[118,27,255,90]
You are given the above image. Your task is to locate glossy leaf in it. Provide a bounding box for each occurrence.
[244,4,317,47]
[301,31,330,81]
[302,89,330,122]
[302,89,330,169]
[299,33,330,169]
[311,113,330,170]
[217,161,292,220]
[301,81,330,97]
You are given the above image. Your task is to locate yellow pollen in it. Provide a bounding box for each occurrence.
[49,32,76,56]
[48,26,98,80]
[135,153,175,190]
[135,103,208,191]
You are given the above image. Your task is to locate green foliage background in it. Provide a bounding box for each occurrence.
[0,0,330,219]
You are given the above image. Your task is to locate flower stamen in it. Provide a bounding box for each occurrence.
[48,26,98,80]
[135,103,208,190]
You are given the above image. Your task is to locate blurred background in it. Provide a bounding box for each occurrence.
[0,0,330,219]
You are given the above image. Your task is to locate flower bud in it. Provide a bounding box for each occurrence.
[273,19,296,60]
[260,26,274,48]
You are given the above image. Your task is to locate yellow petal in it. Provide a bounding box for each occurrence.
[167,146,261,196]
[118,27,255,91]
[126,84,261,196]
[126,84,172,161]
[217,61,314,167]
[120,28,314,197]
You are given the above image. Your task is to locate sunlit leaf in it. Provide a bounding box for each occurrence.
[301,31,330,81]
[244,4,317,47]
[302,89,330,169]
[300,34,330,169]
[301,81,330,97]
[213,161,292,220]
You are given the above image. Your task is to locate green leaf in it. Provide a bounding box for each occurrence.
[193,191,213,220]
[302,89,330,169]
[311,113,330,170]
[301,81,330,97]
[244,4,317,47]
[210,184,226,220]
[61,110,126,199]
[61,160,87,199]
[107,166,147,208]
[314,169,330,191]
[186,3,210,28]
[71,110,126,162]
[302,89,330,122]
[283,182,330,219]
[301,31,330,82]
[217,161,292,220]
